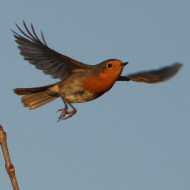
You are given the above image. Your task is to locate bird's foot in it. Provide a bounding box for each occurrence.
[63,109,77,120]
[57,108,77,121]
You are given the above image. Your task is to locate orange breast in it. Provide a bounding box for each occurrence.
[82,73,118,96]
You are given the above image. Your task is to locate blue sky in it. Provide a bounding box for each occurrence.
[0,0,189,189]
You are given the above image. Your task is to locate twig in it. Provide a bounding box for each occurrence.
[0,125,19,190]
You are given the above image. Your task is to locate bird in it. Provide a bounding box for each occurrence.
[13,21,183,121]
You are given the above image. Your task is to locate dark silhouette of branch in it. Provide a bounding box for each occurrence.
[0,125,19,190]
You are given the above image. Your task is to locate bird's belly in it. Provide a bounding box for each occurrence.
[64,90,96,103]
[58,75,98,103]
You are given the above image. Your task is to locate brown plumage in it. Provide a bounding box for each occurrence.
[14,83,58,109]
[13,21,183,121]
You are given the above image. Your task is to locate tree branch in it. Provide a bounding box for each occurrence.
[0,125,19,190]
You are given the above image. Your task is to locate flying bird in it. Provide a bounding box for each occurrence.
[13,21,183,121]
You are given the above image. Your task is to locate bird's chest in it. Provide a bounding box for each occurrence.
[82,74,116,97]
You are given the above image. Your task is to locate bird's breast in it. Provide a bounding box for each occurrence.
[82,74,117,96]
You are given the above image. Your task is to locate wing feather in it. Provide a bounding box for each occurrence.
[117,63,183,83]
[13,21,91,80]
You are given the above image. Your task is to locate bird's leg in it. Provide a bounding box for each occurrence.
[57,96,77,121]
[57,98,69,122]
[63,102,77,120]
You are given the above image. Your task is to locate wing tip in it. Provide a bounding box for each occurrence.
[168,62,183,78]
[172,62,183,69]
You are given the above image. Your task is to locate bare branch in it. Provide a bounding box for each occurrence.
[0,125,19,190]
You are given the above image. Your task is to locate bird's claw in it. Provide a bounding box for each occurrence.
[57,108,77,122]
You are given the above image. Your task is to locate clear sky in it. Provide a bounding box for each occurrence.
[0,0,189,189]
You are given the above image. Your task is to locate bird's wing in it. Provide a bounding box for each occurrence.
[13,21,91,80]
[117,63,183,83]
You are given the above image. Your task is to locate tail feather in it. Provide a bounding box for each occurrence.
[21,91,58,109]
[14,84,59,109]
[13,83,55,95]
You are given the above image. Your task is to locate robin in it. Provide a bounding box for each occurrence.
[13,21,183,121]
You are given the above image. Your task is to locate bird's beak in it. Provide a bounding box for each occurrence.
[122,62,128,67]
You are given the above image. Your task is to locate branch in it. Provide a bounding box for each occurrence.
[0,125,19,190]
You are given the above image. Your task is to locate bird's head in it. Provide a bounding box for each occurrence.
[97,59,128,79]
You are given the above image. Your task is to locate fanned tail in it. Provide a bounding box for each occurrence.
[14,84,59,109]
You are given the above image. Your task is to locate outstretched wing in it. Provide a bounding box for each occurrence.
[13,21,91,80]
[117,63,183,83]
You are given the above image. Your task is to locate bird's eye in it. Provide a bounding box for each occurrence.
[108,63,112,68]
